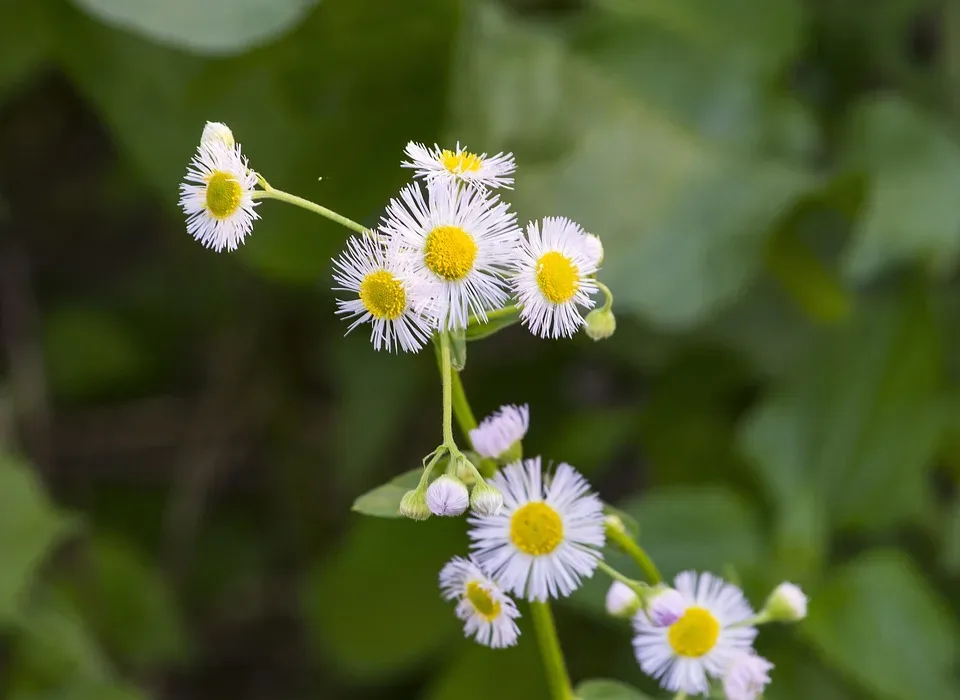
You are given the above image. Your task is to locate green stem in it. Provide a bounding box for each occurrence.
[530,601,575,700]
[605,523,662,584]
[439,333,457,449]
[596,561,649,598]
[252,187,368,235]
[596,281,614,312]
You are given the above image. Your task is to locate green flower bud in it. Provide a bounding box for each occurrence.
[399,488,431,521]
[584,307,616,341]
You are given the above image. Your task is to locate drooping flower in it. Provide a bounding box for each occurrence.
[633,571,758,696]
[468,457,606,601]
[403,141,515,191]
[470,480,505,517]
[332,233,433,353]
[511,217,599,339]
[179,138,259,252]
[439,556,521,648]
[605,581,641,618]
[426,474,470,517]
[761,582,808,622]
[722,652,774,700]
[469,404,530,461]
[380,180,521,330]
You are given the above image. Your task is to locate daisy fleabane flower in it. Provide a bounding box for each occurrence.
[633,571,758,697]
[469,404,530,460]
[468,457,605,601]
[403,141,515,191]
[179,138,259,252]
[439,556,520,648]
[511,217,599,339]
[723,652,774,700]
[332,233,433,353]
[380,180,520,330]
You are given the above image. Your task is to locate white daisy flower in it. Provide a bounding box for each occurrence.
[722,652,774,700]
[200,121,235,148]
[511,217,599,339]
[179,140,259,252]
[605,581,641,618]
[403,141,515,191]
[762,581,807,622]
[439,555,521,648]
[380,180,520,330]
[332,233,434,353]
[426,474,470,517]
[633,571,758,697]
[469,404,530,460]
[467,457,605,602]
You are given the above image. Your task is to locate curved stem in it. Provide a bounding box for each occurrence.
[605,523,662,584]
[596,281,614,312]
[252,187,368,235]
[530,601,575,700]
[451,371,477,440]
[596,560,649,599]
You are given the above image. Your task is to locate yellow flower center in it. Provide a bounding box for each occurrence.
[440,149,483,174]
[536,251,579,304]
[359,270,406,320]
[465,581,501,621]
[667,607,720,658]
[424,225,478,281]
[205,171,243,220]
[509,502,563,555]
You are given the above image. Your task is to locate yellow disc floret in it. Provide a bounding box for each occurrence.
[359,270,407,320]
[440,149,483,174]
[510,502,564,555]
[667,606,720,658]
[536,251,579,304]
[466,581,501,621]
[205,171,243,220]
[424,225,478,281]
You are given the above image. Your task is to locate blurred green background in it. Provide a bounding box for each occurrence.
[2,0,960,698]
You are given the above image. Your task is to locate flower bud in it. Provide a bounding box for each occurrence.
[605,581,641,618]
[470,480,504,517]
[584,233,604,267]
[584,307,616,341]
[399,488,431,521]
[426,474,469,517]
[722,652,774,700]
[762,582,807,622]
[604,514,626,535]
[201,121,235,149]
[647,587,685,627]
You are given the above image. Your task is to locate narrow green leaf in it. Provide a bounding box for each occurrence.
[465,308,520,341]
[351,469,423,519]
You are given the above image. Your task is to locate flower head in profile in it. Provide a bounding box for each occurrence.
[403,141,515,191]
[439,556,520,648]
[179,137,259,252]
[511,217,599,339]
[469,404,530,461]
[605,581,641,618]
[380,181,520,330]
[633,571,757,696]
[427,474,470,517]
[468,457,605,601]
[722,652,774,700]
[762,582,807,622]
[332,233,433,353]
[200,121,235,149]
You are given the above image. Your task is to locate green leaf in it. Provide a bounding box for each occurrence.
[740,288,944,531]
[803,550,960,700]
[60,535,186,668]
[575,679,655,700]
[68,0,319,55]
[351,469,423,519]
[451,2,815,326]
[842,96,960,280]
[465,307,520,341]
[0,454,72,624]
[424,633,548,700]
[303,517,465,679]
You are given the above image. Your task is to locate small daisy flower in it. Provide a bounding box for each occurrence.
[468,457,605,602]
[469,404,530,461]
[380,181,521,330]
[403,141,515,191]
[179,139,259,252]
[633,571,758,696]
[200,121,235,148]
[762,582,807,622]
[605,581,641,618]
[439,556,521,648]
[722,652,774,700]
[332,233,433,353]
[511,217,599,339]
[426,474,470,517]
